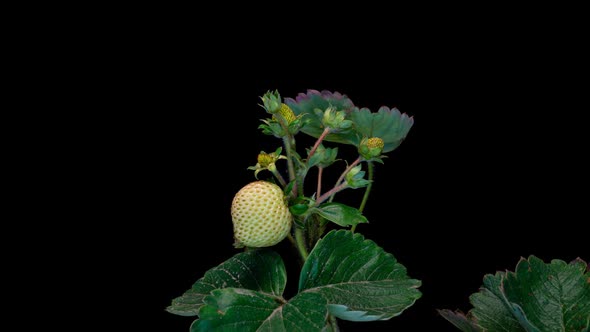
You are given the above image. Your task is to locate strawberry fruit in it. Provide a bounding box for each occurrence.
[231,180,292,248]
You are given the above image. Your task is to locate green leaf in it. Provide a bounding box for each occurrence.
[299,230,422,321]
[437,310,482,332]
[441,256,590,332]
[350,106,414,153]
[169,232,422,330]
[285,91,414,153]
[502,256,590,332]
[166,249,286,316]
[284,90,358,145]
[191,289,328,332]
[171,250,330,331]
[313,203,368,228]
[470,272,526,331]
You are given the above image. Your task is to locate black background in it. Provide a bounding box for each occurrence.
[104,20,588,331]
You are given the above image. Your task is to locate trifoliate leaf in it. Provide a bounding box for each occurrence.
[169,232,422,330]
[299,230,422,321]
[440,256,590,332]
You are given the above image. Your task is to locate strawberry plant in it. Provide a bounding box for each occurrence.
[166,89,421,331]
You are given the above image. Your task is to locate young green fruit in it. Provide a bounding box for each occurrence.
[231,180,292,248]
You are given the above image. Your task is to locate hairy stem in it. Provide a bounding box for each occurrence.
[358,161,374,213]
[315,182,348,206]
[327,314,339,331]
[271,169,287,187]
[352,161,374,233]
[316,166,323,198]
[334,156,362,188]
[294,227,308,261]
[286,233,297,247]
[282,136,296,182]
[327,156,362,203]
[307,127,331,161]
[295,145,305,197]
[276,114,299,198]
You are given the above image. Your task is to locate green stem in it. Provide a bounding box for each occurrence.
[283,136,296,182]
[327,314,339,331]
[358,161,373,213]
[292,137,305,197]
[271,169,287,187]
[286,233,296,247]
[294,227,308,261]
[352,161,374,233]
[274,113,296,187]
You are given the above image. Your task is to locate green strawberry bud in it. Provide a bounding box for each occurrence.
[359,137,385,159]
[345,165,371,188]
[321,107,352,131]
[257,152,275,168]
[260,90,282,114]
[272,103,297,124]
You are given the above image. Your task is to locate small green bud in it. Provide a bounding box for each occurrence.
[321,107,352,131]
[307,144,338,168]
[345,164,371,189]
[261,90,282,114]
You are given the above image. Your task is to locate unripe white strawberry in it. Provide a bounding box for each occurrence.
[231,180,292,248]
